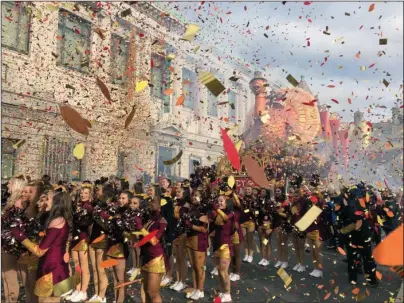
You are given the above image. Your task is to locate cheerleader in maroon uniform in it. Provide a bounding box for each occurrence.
[230,192,244,281]
[88,184,115,303]
[184,189,209,300]
[273,184,290,269]
[66,184,93,302]
[240,186,257,263]
[210,194,235,303]
[289,188,307,273]
[127,193,144,280]
[257,188,273,267]
[170,185,190,292]
[12,188,73,303]
[137,196,167,303]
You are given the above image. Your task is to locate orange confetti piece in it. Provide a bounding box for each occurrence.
[334,286,339,295]
[386,211,394,218]
[337,247,347,256]
[355,51,361,58]
[100,258,118,268]
[168,66,174,73]
[359,198,366,208]
[163,88,174,96]
[92,234,105,244]
[376,271,382,280]
[348,98,352,104]
[352,288,360,295]
[318,285,324,289]
[39,231,45,237]
[368,3,375,12]
[175,95,185,106]
[324,292,332,300]
[114,279,141,289]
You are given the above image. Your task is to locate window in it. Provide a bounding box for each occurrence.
[157,146,176,179]
[182,68,196,109]
[207,91,218,117]
[189,156,201,175]
[228,91,237,122]
[57,9,91,73]
[150,53,171,113]
[1,2,31,54]
[111,34,130,84]
[43,137,82,183]
[1,138,17,183]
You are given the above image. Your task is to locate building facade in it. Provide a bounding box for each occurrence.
[1,1,259,184]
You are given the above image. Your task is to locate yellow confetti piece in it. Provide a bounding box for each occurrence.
[73,143,85,160]
[135,81,148,93]
[228,176,235,188]
[360,66,366,71]
[198,71,226,96]
[295,205,322,232]
[167,53,176,61]
[12,139,26,150]
[235,140,243,152]
[276,268,292,287]
[263,238,269,245]
[181,24,200,41]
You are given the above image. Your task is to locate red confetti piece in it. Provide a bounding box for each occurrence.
[226,11,232,14]
[134,230,159,248]
[74,28,80,34]
[368,63,376,68]
[359,25,364,30]
[331,99,339,104]
[355,211,364,215]
[308,18,312,23]
[244,5,247,11]
[138,33,144,38]
[220,128,241,171]
[337,247,347,256]
[327,85,335,88]
[304,1,312,5]
[348,98,352,104]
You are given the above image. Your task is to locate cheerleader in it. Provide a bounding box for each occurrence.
[127,193,144,280]
[239,186,257,263]
[159,177,175,287]
[1,175,29,303]
[302,190,325,278]
[210,194,235,303]
[289,189,307,273]
[137,195,167,303]
[106,190,138,303]
[230,192,244,281]
[257,188,273,267]
[170,184,190,292]
[185,189,209,300]
[273,185,290,269]
[66,184,93,302]
[11,188,73,303]
[88,184,115,303]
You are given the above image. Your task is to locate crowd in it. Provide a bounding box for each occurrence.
[1,166,402,303]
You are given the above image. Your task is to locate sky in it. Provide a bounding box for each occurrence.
[156,1,403,122]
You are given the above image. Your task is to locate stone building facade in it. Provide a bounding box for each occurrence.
[1,2,259,184]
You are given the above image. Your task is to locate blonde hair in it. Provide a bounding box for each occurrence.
[5,175,29,210]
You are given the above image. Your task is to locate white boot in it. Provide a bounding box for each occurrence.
[169,281,179,289]
[186,289,196,299]
[160,275,172,287]
[242,255,249,262]
[220,293,232,302]
[297,264,306,273]
[173,281,186,292]
[293,263,301,271]
[66,290,79,301]
[190,290,205,300]
[71,291,88,302]
[247,255,253,263]
[230,273,240,281]
[258,258,265,265]
[210,267,218,275]
[281,262,288,269]
[309,269,323,277]
[274,261,282,268]
[262,259,269,267]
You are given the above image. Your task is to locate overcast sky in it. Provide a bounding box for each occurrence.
[157,1,403,122]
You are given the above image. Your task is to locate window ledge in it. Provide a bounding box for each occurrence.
[2,48,30,63]
[54,65,95,82]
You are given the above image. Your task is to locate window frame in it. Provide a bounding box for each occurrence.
[1,1,31,54]
[207,90,218,117]
[110,33,131,85]
[57,8,92,74]
[1,138,17,183]
[189,156,202,175]
[182,67,196,110]
[150,52,171,113]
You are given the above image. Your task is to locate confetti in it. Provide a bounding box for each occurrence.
[368,3,375,12]
[379,38,388,45]
[100,258,118,268]
[59,105,89,136]
[124,106,136,129]
[221,128,241,171]
[198,71,226,97]
[96,77,112,102]
[352,288,360,295]
[276,268,292,287]
[134,230,159,248]
[12,139,26,150]
[242,155,271,188]
[135,81,148,92]
[295,205,322,232]
[175,95,185,106]
[73,143,85,160]
[163,88,174,96]
[337,246,347,256]
[286,74,299,87]
[163,150,183,165]
[383,79,390,87]
[181,24,200,41]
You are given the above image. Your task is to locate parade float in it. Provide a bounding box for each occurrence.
[216,72,333,190]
